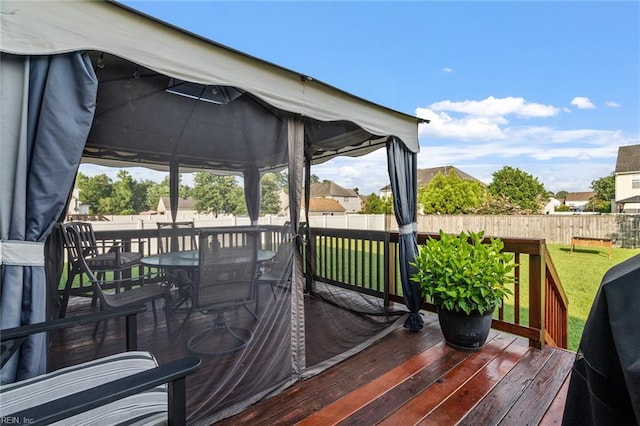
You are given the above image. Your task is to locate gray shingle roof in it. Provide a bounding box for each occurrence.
[615,144,640,173]
[310,180,358,197]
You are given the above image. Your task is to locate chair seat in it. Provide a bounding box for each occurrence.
[0,351,167,426]
[106,284,166,309]
[86,251,142,270]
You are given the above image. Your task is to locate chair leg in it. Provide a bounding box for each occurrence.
[58,270,76,319]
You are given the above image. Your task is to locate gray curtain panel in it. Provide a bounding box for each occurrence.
[387,136,423,332]
[0,52,97,383]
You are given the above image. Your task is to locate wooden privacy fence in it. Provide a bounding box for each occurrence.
[390,214,640,247]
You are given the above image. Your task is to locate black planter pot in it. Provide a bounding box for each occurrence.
[436,305,495,351]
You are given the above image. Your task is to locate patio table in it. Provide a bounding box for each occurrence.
[140,249,276,269]
[141,249,276,312]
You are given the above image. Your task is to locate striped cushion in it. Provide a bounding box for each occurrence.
[0,351,167,426]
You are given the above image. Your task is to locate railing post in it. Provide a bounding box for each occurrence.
[529,251,545,349]
[383,233,391,308]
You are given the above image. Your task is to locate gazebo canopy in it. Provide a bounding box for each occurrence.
[1,0,421,176]
[1,1,426,422]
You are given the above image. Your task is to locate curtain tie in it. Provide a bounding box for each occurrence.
[0,240,45,266]
[398,223,417,235]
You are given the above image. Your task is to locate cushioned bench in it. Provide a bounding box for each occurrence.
[0,305,200,425]
[1,351,168,425]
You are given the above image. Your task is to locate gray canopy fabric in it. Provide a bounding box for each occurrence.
[0,0,424,421]
[0,0,420,155]
[387,137,423,332]
[0,52,98,383]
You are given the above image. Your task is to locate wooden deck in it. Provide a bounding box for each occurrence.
[219,314,574,426]
[50,294,574,425]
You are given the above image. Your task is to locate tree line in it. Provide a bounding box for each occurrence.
[77,170,288,216]
[77,166,616,216]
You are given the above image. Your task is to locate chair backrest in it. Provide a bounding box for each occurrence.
[193,230,258,311]
[61,224,109,305]
[62,222,99,258]
[157,221,197,253]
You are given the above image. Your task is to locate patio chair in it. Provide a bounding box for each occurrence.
[257,226,294,310]
[58,221,144,318]
[184,229,259,355]
[156,221,199,312]
[157,221,198,253]
[62,224,167,345]
[0,305,200,425]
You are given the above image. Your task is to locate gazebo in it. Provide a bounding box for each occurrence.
[1,1,427,422]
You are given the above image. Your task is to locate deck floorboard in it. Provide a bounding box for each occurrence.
[50,294,573,425]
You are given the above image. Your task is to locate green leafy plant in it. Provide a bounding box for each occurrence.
[410,230,515,315]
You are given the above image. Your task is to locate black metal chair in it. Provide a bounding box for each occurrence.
[184,229,260,355]
[58,221,144,318]
[257,226,294,309]
[62,225,167,346]
[156,221,198,253]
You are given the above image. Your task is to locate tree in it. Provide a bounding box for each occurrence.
[191,173,246,216]
[260,173,282,215]
[417,170,485,214]
[110,170,137,214]
[488,166,547,213]
[591,173,615,201]
[76,172,112,214]
[360,193,393,214]
[466,194,526,215]
[555,190,568,200]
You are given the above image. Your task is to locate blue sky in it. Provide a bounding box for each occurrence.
[87,1,640,196]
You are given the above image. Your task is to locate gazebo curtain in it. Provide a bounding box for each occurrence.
[387,136,423,332]
[0,52,97,383]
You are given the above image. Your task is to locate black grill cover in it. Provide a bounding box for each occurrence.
[562,254,640,425]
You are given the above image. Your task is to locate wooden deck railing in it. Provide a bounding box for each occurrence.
[309,228,569,349]
[85,226,568,349]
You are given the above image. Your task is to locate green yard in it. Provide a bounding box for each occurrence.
[545,244,640,351]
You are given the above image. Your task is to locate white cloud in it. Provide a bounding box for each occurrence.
[606,101,621,108]
[428,96,559,118]
[570,96,596,109]
[442,67,454,73]
[411,95,639,193]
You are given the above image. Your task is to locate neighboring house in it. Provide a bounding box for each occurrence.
[157,196,197,215]
[543,198,562,214]
[614,144,640,213]
[67,186,91,216]
[564,192,596,212]
[302,198,346,216]
[66,186,91,220]
[379,166,483,197]
[310,180,361,213]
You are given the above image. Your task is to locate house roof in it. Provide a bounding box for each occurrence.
[306,198,346,212]
[615,144,640,174]
[379,166,482,191]
[564,192,596,202]
[159,197,195,210]
[310,180,358,198]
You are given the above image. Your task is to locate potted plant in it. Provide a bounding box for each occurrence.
[410,230,515,351]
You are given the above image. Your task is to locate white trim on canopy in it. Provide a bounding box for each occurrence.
[0,0,421,154]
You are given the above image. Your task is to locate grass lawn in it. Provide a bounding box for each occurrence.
[546,243,640,351]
